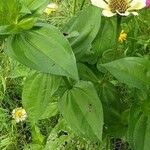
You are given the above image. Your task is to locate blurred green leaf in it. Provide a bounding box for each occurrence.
[24,144,44,150]
[0,0,20,25]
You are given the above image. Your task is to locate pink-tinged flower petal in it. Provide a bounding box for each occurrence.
[146,0,150,7]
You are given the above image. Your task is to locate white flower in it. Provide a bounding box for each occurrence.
[44,3,58,15]
[91,0,146,17]
[12,107,27,123]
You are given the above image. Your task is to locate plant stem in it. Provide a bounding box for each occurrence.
[80,0,86,10]
[116,15,122,43]
[73,0,77,15]
[63,76,72,89]
[106,136,110,150]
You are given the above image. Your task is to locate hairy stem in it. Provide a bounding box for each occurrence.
[63,76,72,89]
[80,0,86,10]
[73,0,77,15]
[116,15,122,43]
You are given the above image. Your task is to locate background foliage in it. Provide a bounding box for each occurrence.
[0,0,150,150]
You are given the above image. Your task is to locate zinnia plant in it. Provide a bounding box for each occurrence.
[91,0,146,17]
[12,107,27,123]
[1,0,150,149]
[44,3,59,15]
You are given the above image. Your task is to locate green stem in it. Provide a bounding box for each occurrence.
[31,124,45,144]
[116,15,122,43]
[106,136,110,150]
[73,0,77,15]
[63,76,72,89]
[80,0,86,10]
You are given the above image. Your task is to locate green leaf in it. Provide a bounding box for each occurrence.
[39,102,58,120]
[0,18,37,35]
[20,0,48,14]
[46,119,73,150]
[77,63,99,83]
[5,24,79,80]
[101,57,150,90]
[62,5,101,59]
[92,17,116,57]
[0,0,20,25]
[0,0,21,34]
[133,115,150,150]
[22,72,61,123]
[8,59,30,78]
[98,82,122,124]
[98,82,128,137]
[24,144,44,150]
[0,25,16,35]
[127,104,150,150]
[31,125,45,144]
[17,18,37,30]
[59,81,103,141]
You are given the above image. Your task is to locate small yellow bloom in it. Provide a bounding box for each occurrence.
[44,3,58,15]
[118,30,127,43]
[12,107,27,123]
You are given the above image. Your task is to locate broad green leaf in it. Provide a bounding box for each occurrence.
[59,81,103,141]
[62,5,101,59]
[22,72,61,123]
[127,105,142,148]
[20,0,48,14]
[5,24,79,80]
[0,18,37,35]
[101,57,150,90]
[133,115,150,150]
[46,119,73,150]
[127,104,150,150]
[92,17,116,57]
[39,102,58,120]
[17,18,37,30]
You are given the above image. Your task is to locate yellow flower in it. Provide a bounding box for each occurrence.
[118,30,127,43]
[44,3,58,15]
[91,0,146,17]
[12,107,27,123]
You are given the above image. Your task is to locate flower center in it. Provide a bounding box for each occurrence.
[15,111,23,118]
[109,0,129,13]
